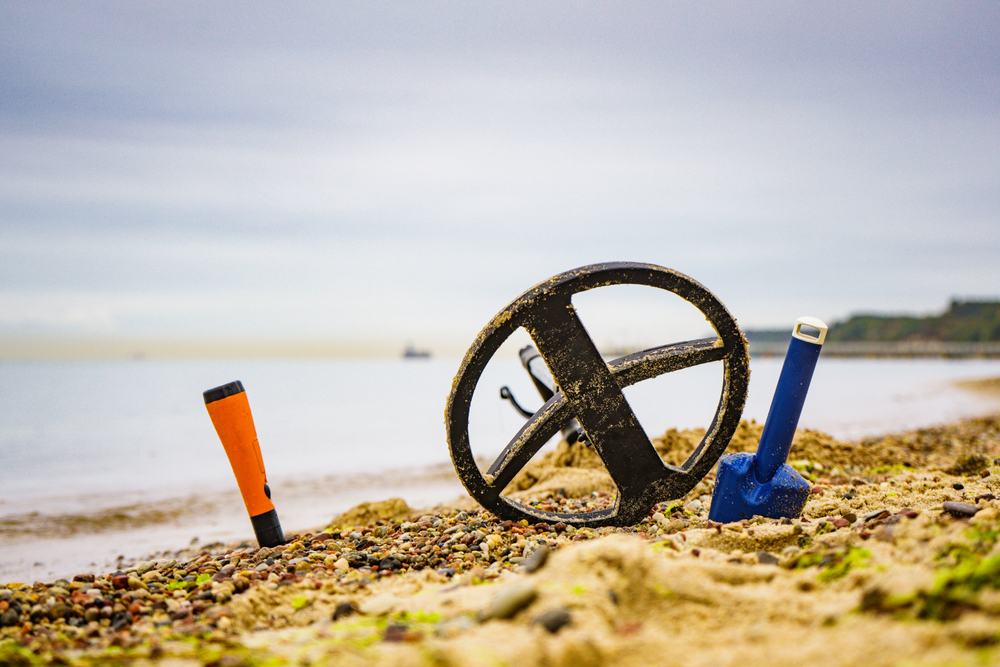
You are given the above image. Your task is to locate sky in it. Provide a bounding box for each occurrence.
[2,2,998,357]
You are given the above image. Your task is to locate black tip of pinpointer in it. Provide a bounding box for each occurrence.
[251,509,284,548]
[203,380,245,405]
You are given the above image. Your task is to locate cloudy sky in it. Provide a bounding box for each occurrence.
[2,2,997,356]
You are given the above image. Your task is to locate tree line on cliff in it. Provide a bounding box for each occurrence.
[746,300,1000,344]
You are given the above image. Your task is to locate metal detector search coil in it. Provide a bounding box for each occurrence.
[204,381,284,548]
[445,262,751,527]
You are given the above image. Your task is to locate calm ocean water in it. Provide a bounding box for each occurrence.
[3,355,999,512]
[1,355,999,581]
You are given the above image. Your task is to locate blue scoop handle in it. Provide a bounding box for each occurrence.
[754,317,827,484]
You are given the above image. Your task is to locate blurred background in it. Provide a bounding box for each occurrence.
[2,1,997,359]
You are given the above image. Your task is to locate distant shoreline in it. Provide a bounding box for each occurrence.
[748,340,1000,359]
[0,337,464,361]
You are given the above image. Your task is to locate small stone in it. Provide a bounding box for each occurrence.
[332,601,356,620]
[169,608,190,621]
[832,518,850,528]
[532,608,572,633]
[943,501,981,518]
[481,581,538,621]
[523,547,550,573]
[334,558,349,572]
[683,499,703,513]
[205,606,232,620]
[345,552,369,568]
[48,602,70,620]
[756,551,780,566]
[383,623,421,642]
[863,509,890,523]
[842,512,858,524]
[379,557,402,571]
[110,611,130,632]
[953,483,965,490]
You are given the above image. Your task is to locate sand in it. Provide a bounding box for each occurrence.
[3,414,1000,666]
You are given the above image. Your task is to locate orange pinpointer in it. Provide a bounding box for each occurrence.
[203,381,284,547]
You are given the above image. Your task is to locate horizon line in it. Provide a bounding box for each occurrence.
[0,336,470,361]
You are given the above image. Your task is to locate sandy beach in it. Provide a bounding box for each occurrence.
[4,390,1000,666]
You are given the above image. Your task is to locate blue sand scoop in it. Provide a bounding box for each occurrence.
[708,317,827,523]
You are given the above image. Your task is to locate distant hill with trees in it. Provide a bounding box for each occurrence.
[827,300,1000,342]
[746,300,1000,343]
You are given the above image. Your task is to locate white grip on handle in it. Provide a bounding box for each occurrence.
[792,316,828,345]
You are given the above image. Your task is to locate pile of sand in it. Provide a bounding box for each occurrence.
[4,416,1000,666]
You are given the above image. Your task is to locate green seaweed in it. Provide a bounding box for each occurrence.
[789,546,871,582]
[0,640,42,667]
[863,523,1000,621]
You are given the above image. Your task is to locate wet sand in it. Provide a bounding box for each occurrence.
[3,412,1000,666]
[1,464,466,584]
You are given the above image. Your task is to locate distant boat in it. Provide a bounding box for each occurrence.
[402,344,431,359]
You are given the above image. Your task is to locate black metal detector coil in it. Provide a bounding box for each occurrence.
[445,262,750,527]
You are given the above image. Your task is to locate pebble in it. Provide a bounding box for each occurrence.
[523,547,551,573]
[943,501,981,518]
[379,557,402,571]
[756,551,780,566]
[863,509,890,523]
[532,608,572,633]
[332,601,356,621]
[481,581,538,621]
[683,499,703,513]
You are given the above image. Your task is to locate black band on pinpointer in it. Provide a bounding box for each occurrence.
[250,509,284,548]
[203,381,246,405]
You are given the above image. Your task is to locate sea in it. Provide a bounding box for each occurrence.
[2,355,999,583]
